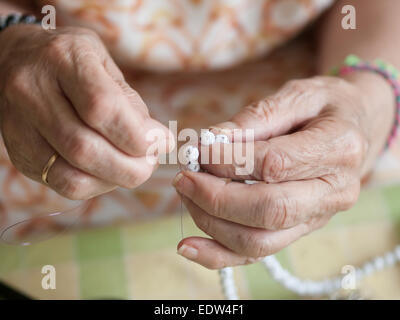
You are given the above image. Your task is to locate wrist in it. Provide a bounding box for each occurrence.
[0,12,41,38]
[0,23,43,58]
[342,72,396,174]
[0,20,42,40]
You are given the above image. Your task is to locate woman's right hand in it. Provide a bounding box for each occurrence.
[0,24,174,200]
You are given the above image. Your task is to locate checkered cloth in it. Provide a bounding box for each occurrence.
[0,183,400,300]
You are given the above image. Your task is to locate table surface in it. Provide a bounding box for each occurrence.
[1,183,400,300]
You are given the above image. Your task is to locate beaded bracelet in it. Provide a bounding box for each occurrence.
[330,55,400,149]
[0,13,40,33]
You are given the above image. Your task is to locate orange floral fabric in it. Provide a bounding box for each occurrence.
[36,0,335,71]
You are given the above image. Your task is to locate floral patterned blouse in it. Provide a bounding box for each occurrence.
[36,0,335,71]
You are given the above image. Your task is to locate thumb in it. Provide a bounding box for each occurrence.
[209,78,328,141]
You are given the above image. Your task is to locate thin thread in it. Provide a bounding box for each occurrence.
[180,198,184,240]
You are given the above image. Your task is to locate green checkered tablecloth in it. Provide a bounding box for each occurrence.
[1,184,400,300]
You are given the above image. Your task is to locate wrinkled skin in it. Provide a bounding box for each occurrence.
[0,25,174,200]
[174,75,395,269]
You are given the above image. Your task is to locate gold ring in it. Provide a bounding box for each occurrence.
[41,154,58,185]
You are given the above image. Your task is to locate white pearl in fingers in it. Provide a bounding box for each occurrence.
[215,134,229,144]
[186,161,200,172]
[200,130,215,145]
[183,145,200,162]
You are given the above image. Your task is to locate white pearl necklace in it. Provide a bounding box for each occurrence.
[182,130,400,299]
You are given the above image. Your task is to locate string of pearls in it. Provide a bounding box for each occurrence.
[182,129,400,299]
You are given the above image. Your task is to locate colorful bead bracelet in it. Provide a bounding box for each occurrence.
[330,55,400,150]
[0,13,40,33]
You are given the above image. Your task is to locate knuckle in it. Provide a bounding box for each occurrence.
[209,188,225,218]
[309,75,331,87]
[285,79,306,91]
[56,173,90,200]
[251,197,269,228]
[122,165,153,189]
[63,132,93,167]
[256,237,273,257]
[282,77,326,102]
[4,68,31,98]
[121,174,140,189]
[195,214,213,235]
[237,232,257,256]
[341,182,361,210]
[75,28,103,47]
[243,98,277,124]
[341,127,367,168]
[239,232,271,258]
[262,147,288,182]
[46,35,72,60]
[119,81,141,100]
[263,194,294,230]
[286,77,322,91]
[82,93,114,128]
[76,27,99,38]
[58,183,81,200]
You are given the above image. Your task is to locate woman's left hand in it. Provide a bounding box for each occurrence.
[173,74,395,269]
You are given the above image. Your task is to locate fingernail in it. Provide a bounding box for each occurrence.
[172,172,183,188]
[172,173,195,196]
[177,244,198,261]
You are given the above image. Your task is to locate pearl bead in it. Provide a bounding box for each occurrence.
[383,252,396,266]
[215,134,229,144]
[362,262,374,275]
[356,269,364,280]
[200,130,216,146]
[373,257,385,271]
[186,161,200,172]
[183,145,199,162]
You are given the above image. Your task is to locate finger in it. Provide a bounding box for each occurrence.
[1,116,116,200]
[202,115,365,182]
[37,89,158,189]
[58,51,173,157]
[173,171,358,230]
[180,195,310,259]
[177,237,261,270]
[209,78,330,141]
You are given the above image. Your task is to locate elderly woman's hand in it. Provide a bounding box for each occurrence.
[0,24,173,200]
[173,74,395,269]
